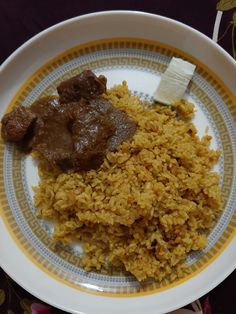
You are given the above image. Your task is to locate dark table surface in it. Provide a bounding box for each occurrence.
[0,1,236,313]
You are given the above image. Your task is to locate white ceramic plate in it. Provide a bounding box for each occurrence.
[0,11,236,314]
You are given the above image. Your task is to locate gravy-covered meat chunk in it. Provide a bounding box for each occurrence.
[71,106,115,170]
[89,98,137,151]
[57,70,107,103]
[1,106,36,142]
[30,97,74,169]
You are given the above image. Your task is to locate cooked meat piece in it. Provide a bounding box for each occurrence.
[57,70,107,103]
[89,98,137,151]
[32,111,73,162]
[1,105,36,142]
[29,97,74,168]
[71,102,115,170]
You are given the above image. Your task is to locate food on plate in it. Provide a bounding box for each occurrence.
[153,57,196,105]
[1,70,136,171]
[1,105,37,143]
[1,70,222,282]
[57,68,107,102]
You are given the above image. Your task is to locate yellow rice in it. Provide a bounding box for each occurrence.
[34,82,221,282]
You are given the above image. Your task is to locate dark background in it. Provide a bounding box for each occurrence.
[0,0,235,313]
[0,0,220,64]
